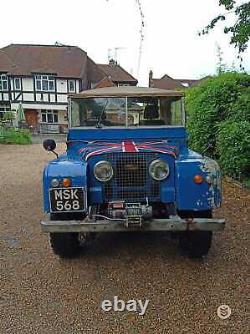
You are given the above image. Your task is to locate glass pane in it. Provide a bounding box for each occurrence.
[128,96,184,126]
[69,80,75,91]
[15,79,21,90]
[70,96,184,128]
[42,114,47,122]
[49,80,54,91]
[36,80,41,90]
[170,99,183,125]
[71,101,80,127]
[42,80,48,91]
[53,113,58,123]
[47,113,53,123]
[71,98,126,127]
[3,81,8,90]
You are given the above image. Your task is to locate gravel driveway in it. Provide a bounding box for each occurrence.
[0,144,249,334]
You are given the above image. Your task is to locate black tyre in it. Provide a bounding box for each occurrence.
[49,213,85,258]
[179,231,212,258]
[50,232,81,258]
[178,210,213,258]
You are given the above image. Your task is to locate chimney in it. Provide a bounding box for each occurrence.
[109,58,117,67]
[149,70,154,87]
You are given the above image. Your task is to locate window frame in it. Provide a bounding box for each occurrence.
[70,96,185,128]
[14,78,21,90]
[0,74,8,91]
[68,80,76,93]
[40,110,58,123]
[35,75,55,92]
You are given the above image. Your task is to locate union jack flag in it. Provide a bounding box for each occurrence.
[78,140,178,160]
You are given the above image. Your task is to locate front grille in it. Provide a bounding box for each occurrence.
[116,154,147,187]
[104,153,160,202]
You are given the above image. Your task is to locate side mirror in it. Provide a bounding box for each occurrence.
[43,139,56,151]
[43,139,58,158]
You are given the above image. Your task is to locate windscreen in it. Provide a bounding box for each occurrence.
[70,96,184,127]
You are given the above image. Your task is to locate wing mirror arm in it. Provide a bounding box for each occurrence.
[43,139,58,158]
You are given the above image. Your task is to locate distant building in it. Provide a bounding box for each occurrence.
[97,59,138,87]
[149,70,210,90]
[0,44,137,133]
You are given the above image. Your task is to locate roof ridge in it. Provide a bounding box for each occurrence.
[161,74,175,80]
[116,64,137,81]
[177,78,198,81]
[97,63,137,82]
[2,43,80,48]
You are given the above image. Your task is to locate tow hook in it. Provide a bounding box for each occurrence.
[124,217,142,228]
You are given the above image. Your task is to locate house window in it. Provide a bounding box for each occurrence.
[68,80,75,92]
[35,75,55,92]
[14,78,21,90]
[0,74,8,91]
[41,110,58,123]
[0,106,11,119]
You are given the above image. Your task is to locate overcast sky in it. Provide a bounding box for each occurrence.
[1,0,249,85]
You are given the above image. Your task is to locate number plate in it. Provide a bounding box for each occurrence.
[49,187,85,213]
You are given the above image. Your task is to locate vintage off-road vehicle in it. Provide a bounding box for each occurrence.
[41,86,225,258]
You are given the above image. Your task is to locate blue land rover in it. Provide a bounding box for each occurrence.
[41,86,225,258]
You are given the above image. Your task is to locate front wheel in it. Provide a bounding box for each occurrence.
[49,213,88,258]
[179,231,213,258]
[50,233,81,258]
[178,210,213,258]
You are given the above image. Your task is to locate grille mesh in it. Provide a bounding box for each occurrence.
[104,153,160,202]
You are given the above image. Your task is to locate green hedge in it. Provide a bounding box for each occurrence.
[217,120,250,178]
[185,72,250,179]
[0,127,32,144]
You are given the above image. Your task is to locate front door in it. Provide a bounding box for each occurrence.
[25,110,38,127]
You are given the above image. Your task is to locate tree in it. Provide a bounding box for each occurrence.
[200,1,250,55]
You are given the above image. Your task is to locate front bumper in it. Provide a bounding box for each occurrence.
[41,217,225,233]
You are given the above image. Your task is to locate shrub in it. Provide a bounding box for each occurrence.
[0,127,32,145]
[186,72,250,158]
[217,121,250,179]
[3,111,16,121]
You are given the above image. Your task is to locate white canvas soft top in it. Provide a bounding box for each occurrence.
[71,86,184,98]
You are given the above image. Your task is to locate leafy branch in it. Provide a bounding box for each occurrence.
[200,0,250,54]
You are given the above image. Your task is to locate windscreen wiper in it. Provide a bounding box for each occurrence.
[96,100,108,128]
